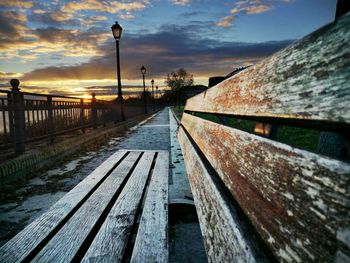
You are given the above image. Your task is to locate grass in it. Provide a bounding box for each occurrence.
[173,106,319,152]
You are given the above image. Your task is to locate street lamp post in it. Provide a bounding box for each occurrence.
[111,21,125,121]
[141,65,147,114]
[151,79,155,111]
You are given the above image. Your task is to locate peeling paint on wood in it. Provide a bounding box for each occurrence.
[178,126,269,263]
[180,113,350,262]
[0,150,169,262]
[131,151,169,263]
[82,152,156,262]
[0,150,127,262]
[32,152,142,262]
[185,13,350,125]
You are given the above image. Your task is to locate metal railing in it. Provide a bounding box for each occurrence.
[0,82,118,155]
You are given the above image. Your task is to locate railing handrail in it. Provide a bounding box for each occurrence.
[0,89,112,102]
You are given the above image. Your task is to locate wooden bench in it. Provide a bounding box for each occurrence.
[178,13,350,262]
[0,150,169,262]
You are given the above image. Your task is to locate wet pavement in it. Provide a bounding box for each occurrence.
[0,107,207,262]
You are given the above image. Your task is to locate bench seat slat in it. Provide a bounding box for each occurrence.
[131,151,169,263]
[184,13,350,126]
[181,112,350,262]
[82,151,156,262]
[32,152,141,262]
[177,126,268,263]
[0,150,127,262]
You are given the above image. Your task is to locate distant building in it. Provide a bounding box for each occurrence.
[208,66,250,87]
[178,84,208,104]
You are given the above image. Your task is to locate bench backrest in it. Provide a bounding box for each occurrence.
[178,13,350,263]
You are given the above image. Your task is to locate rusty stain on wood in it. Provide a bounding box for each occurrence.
[178,126,269,263]
[180,113,350,262]
[184,13,350,124]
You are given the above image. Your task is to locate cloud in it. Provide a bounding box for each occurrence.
[62,0,147,14]
[180,11,203,17]
[33,0,149,25]
[229,0,271,15]
[0,9,109,60]
[120,13,135,20]
[0,0,33,9]
[170,0,192,6]
[216,0,293,28]
[0,11,27,38]
[216,16,235,28]
[49,10,75,22]
[33,27,110,57]
[22,24,294,83]
[0,11,36,59]
[33,9,46,14]
[0,71,24,82]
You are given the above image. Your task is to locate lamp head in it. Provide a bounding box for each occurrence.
[141,65,146,75]
[111,21,123,40]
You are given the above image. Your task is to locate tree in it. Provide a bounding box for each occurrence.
[165,68,194,92]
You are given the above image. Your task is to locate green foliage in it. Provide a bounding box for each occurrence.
[276,126,319,151]
[174,107,319,152]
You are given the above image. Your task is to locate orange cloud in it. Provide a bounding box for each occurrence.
[216,0,293,28]
[0,10,109,61]
[0,71,24,82]
[216,16,235,28]
[230,0,271,15]
[244,4,271,14]
[0,0,33,9]
[62,0,147,14]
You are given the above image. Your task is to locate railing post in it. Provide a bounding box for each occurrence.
[91,93,97,129]
[10,79,25,155]
[80,98,85,132]
[102,104,106,127]
[47,95,54,143]
[7,92,14,143]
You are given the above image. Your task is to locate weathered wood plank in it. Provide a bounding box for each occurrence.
[130,151,169,263]
[81,151,155,262]
[32,151,141,262]
[181,113,350,262]
[185,13,350,125]
[0,150,127,262]
[177,127,267,263]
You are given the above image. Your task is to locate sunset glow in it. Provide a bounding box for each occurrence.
[0,0,336,98]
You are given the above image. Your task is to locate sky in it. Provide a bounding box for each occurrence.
[0,0,337,98]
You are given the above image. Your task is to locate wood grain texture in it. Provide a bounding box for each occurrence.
[130,151,169,263]
[185,13,350,124]
[0,150,127,262]
[181,113,350,262]
[32,151,141,263]
[82,151,155,262]
[177,126,268,263]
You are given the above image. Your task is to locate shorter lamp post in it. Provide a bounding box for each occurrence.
[141,65,147,114]
[111,21,125,121]
[151,79,155,111]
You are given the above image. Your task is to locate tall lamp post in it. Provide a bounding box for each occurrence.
[141,65,147,114]
[111,21,125,121]
[151,79,155,111]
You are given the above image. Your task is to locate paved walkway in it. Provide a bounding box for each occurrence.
[0,107,207,262]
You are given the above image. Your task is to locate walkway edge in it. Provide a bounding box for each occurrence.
[0,115,152,185]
